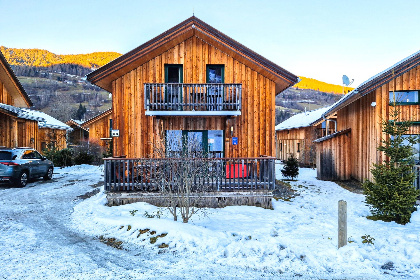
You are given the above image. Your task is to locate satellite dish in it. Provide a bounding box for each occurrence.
[342,75,354,86]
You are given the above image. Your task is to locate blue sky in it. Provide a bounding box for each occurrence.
[1,0,420,87]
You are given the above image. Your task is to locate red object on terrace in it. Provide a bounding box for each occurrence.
[226,163,247,179]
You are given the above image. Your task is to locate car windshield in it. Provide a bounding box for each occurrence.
[0,151,12,160]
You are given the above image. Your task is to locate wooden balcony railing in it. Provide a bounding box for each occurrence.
[104,157,275,192]
[144,83,241,116]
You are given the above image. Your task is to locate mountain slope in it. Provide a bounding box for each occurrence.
[0,46,121,68]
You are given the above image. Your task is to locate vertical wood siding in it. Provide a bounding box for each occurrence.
[112,36,276,158]
[88,115,112,147]
[0,81,13,105]
[333,65,420,182]
[0,115,38,148]
[315,130,351,181]
[37,128,67,151]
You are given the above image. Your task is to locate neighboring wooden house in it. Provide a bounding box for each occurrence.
[87,16,299,191]
[314,50,420,181]
[20,108,71,151]
[0,50,70,151]
[82,108,112,147]
[66,119,89,145]
[0,50,38,148]
[275,106,333,166]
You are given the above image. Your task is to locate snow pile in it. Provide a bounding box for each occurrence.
[72,165,420,279]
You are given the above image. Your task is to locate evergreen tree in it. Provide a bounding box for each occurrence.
[281,154,299,180]
[73,103,87,121]
[363,106,420,224]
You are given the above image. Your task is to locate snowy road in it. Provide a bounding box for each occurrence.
[0,165,289,280]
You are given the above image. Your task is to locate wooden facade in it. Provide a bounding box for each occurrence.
[87,17,298,159]
[276,125,323,166]
[0,51,37,148]
[275,106,334,166]
[66,120,89,145]
[82,109,112,147]
[317,53,420,182]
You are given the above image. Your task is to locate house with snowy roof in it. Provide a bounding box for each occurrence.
[87,16,299,192]
[314,49,420,182]
[0,50,70,151]
[66,119,89,145]
[81,108,112,148]
[275,106,334,167]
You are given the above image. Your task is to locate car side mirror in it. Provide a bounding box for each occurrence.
[41,156,47,161]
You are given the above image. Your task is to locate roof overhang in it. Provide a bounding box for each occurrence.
[82,108,112,128]
[87,16,299,94]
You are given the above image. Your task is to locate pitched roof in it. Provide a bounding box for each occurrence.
[20,108,71,130]
[87,16,299,93]
[0,50,32,107]
[275,106,331,131]
[82,108,112,127]
[0,103,43,121]
[322,49,420,118]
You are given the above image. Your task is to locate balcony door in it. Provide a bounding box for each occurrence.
[206,65,224,110]
[166,130,224,158]
[165,64,183,110]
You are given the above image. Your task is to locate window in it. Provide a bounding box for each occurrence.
[206,65,224,110]
[165,65,183,109]
[297,143,301,153]
[207,65,224,83]
[165,130,224,158]
[389,90,419,104]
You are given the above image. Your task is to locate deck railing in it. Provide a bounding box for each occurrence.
[104,157,275,192]
[144,83,241,114]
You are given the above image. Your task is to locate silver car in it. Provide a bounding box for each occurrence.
[0,147,54,187]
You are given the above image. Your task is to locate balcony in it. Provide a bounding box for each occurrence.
[144,83,241,116]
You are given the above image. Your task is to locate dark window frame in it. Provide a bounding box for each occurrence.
[389,90,419,105]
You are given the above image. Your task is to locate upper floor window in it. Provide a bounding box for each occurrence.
[207,65,224,83]
[389,90,419,105]
[165,64,183,83]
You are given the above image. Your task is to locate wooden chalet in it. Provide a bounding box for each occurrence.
[315,50,420,182]
[81,108,112,147]
[87,16,299,191]
[0,50,70,151]
[275,106,334,167]
[66,119,89,145]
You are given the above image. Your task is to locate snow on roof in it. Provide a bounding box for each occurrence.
[72,119,84,125]
[21,108,71,130]
[275,106,332,131]
[0,103,45,122]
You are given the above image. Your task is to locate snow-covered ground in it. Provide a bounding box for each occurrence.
[1,164,419,279]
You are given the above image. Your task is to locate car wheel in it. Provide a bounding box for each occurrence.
[44,167,53,180]
[14,171,28,188]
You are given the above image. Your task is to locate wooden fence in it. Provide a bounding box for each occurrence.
[144,83,241,112]
[104,157,275,192]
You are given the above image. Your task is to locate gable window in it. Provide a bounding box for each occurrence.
[207,65,224,83]
[389,90,419,105]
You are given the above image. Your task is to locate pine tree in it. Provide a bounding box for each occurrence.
[73,103,87,121]
[363,105,420,224]
[281,154,299,180]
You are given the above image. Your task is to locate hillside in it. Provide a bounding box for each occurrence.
[296,76,353,95]
[1,47,348,124]
[0,46,121,68]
